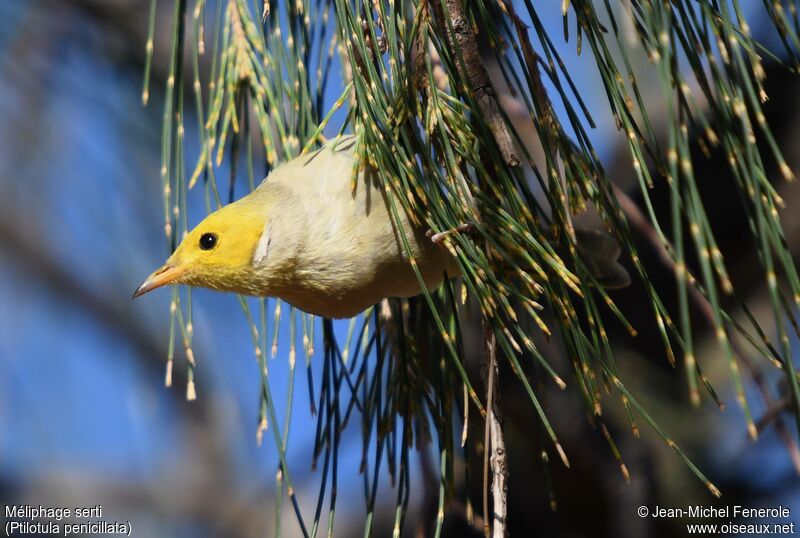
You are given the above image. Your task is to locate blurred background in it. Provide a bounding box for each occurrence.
[1,1,799,536]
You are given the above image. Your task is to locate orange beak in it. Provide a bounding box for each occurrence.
[132,264,186,299]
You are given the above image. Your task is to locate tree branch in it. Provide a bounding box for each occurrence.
[431,0,519,167]
[614,185,800,474]
[482,324,506,538]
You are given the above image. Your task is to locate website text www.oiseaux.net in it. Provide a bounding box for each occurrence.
[638,504,795,535]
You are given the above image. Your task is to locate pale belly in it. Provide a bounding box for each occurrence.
[268,238,457,318]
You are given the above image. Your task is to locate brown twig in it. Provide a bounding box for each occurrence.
[756,396,793,432]
[430,0,519,167]
[500,0,558,150]
[500,0,579,242]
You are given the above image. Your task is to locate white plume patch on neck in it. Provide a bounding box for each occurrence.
[252,221,272,265]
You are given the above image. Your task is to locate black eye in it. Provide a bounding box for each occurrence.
[199,232,218,250]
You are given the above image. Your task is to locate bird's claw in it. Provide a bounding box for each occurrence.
[427,223,476,245]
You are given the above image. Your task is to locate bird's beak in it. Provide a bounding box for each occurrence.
[132,263,185,299]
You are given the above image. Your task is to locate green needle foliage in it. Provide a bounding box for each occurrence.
[146,0,800,535]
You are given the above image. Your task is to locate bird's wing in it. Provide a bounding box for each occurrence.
[574,228,631,289]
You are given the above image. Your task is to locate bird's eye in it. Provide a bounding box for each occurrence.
[199,232,218,251]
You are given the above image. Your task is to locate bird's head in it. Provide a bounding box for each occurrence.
[133,199,268,298]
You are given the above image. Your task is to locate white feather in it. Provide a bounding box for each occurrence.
[252,221,271,265]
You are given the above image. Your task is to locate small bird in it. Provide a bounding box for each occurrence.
[134,136,629,318]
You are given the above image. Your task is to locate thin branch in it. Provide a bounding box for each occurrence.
[431,0,519,167]
[482,323,506,538]
[614,185,800,474]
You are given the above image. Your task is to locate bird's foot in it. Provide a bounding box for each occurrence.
[427,223,476,245]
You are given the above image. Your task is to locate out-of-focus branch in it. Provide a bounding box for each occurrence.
[0,207,201,414]
[19,470,274,538]
[613,185,800,474]
[39,0,210,97]
[0,205,292,532]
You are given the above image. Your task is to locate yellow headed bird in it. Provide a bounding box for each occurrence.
[134,136,458,318]
[134,136,629,318]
